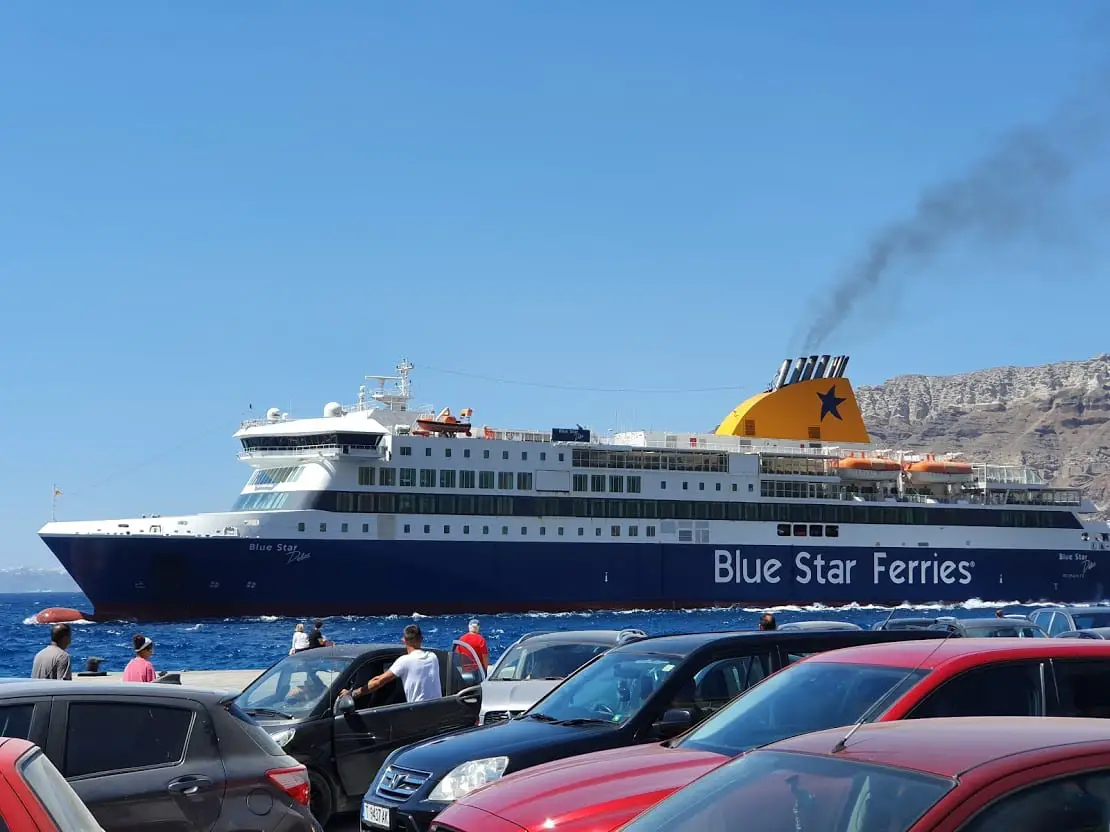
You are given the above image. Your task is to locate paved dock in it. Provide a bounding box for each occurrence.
[74,669,264,692]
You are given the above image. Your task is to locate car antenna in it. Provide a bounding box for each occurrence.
[830,628,955,754]
[877,606,899,630]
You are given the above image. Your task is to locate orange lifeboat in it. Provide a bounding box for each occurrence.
[415,407,473,437]
[904,457,975,485]
[832,456,901,481]
[33,607,88,624]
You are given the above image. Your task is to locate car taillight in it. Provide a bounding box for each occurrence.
[267,764,310,806]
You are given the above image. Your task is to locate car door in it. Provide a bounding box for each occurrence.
[902,662,1047,718]
[0,699,50,747]
[47,695,225,832]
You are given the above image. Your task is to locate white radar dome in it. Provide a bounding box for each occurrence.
[266,407,282,422]
[323,401,345,418]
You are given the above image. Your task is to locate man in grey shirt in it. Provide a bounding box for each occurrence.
[32,623,73,680]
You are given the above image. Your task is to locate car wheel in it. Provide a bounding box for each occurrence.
[308,770,334,828]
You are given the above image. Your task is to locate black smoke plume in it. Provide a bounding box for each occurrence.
[797,72,1110,353]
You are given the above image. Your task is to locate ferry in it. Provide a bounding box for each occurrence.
[38,356,1110,621]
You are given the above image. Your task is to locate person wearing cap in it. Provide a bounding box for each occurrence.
[456,619,489,673]
[122,634,157,682]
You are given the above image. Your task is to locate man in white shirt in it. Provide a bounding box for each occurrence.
[343,624,442,703]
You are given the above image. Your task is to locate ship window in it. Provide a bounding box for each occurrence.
[445,448,452,458]
[609,475,624,493]
[498,472,514,490]
[464,525,470,534]
[591,475,606,492]
[424,524,430,533]
[809,524,823,537]
[646,525,656,537]
[503,451,509,460]
[440,470,456,488]
[521,526,527,535]
[483,450,490,459]
[627,476,641,493]
[459,470,476,489]
[341,523,348,533]
[479,471,495,489]
[559,453,564,462]
[792,524,807,536]
[444,525,450,534]
[439,495,456,513]
[661,481,667,489]
[699,482,705,491]
[419,495,436,513]
[540,526,546,536]
[540,452,546,461]
[611,525,621,537]
[558,526,564,536]
[482,525,489,535]
[320,523,327,532]
[404,524,410,533]
[379,468,396,486]
[579,527,585,536]
[683,482,688,490]
[399,468,416,487]
[363,523,369,533]
[522,452,528,461]
[517,472,533,490]
[425,448,431,456]
[777,523,790,537]
[573,474,588,492]
[297,522,305,532]
[596,527,602,536]
[629,526,639,537]
[399,446,411,456]
[420,469,436,488]
[464,449,470,458]
[502,526,509,535]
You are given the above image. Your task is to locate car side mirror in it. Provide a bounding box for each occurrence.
[652,707,694,739]
[335,694,356,715]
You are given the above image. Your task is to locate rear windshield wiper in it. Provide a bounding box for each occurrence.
[246,708,293,720]
[525,712,559,722]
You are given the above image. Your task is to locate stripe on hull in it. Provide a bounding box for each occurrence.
[41,535,1110,621]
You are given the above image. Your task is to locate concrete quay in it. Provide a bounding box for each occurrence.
[73,668,264,692]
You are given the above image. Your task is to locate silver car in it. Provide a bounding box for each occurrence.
[478,629,646,725]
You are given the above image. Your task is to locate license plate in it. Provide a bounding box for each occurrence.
[362,802,391,829]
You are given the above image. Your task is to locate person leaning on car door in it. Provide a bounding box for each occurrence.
[341,624,442,704]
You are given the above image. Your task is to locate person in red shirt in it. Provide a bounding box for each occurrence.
[456,619,488,673]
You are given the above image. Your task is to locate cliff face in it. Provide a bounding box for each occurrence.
[855,354,1110,521]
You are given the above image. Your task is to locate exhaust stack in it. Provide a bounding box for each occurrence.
[772,359,792,390]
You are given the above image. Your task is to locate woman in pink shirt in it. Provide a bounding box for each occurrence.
[122,634,157,682]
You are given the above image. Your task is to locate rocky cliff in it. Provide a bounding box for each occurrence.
[855,354,1110,521]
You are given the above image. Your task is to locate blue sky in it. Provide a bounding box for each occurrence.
[2,2,1109,567]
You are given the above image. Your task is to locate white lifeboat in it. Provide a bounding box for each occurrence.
[832,456,901,481]
[904,456,975,485]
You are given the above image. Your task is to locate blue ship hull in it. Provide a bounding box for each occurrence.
[40,534,1110,621]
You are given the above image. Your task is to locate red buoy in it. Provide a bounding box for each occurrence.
[33,607,87,625]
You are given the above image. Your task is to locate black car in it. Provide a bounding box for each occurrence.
[1029,606,1110,636]
[0,679,319,832]
[928,617,1048,638]
[358,627,948,831]
[235,642,484,827]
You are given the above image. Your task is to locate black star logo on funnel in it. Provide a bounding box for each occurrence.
[817,385,847,421]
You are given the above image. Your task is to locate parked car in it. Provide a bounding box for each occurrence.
[427,637,1110,832]
[616,717,1110,832]
[870,617,942,631]
[775,620,862,631]
[235,640,484,826]
[928,616,1047,637]
[480,629,647,725]
[0,736,105,831]
[1030,605,1110,636]
[361,627,948,831]
[0,680,318,832]
[1058,626,1110,639]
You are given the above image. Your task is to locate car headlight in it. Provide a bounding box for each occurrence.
[269,728,296,748]
[427,757,509,802]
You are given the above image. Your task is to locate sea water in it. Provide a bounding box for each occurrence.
[3,592,1075,678]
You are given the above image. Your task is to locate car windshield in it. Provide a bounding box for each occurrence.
[525,650,680,725]
[620,749,954,832]
[491,641,611,681]
[678,662,928,757]
[964,624,1045,638]
[1073,613,1110,629]
[237,654,350,719]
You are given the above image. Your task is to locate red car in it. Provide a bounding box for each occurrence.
[430,638,1110,832]
[615,716,1110,832]
[0,736,105,831]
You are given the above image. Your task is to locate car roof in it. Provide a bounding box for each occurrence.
[511,630,645,646]
[0,680,237,700]
[953,618,1039,627]
[811,636,1110,668]
[286,643,404,660]
[767,717,1110,778]
[1033,606,1110,614]
[611,629,944,657]
[0,736,36,764]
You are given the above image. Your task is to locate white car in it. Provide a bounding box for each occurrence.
[478,629,646,725]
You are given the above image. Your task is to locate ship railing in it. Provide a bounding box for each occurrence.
[237,444,384,460]
[972,464,1047,486]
